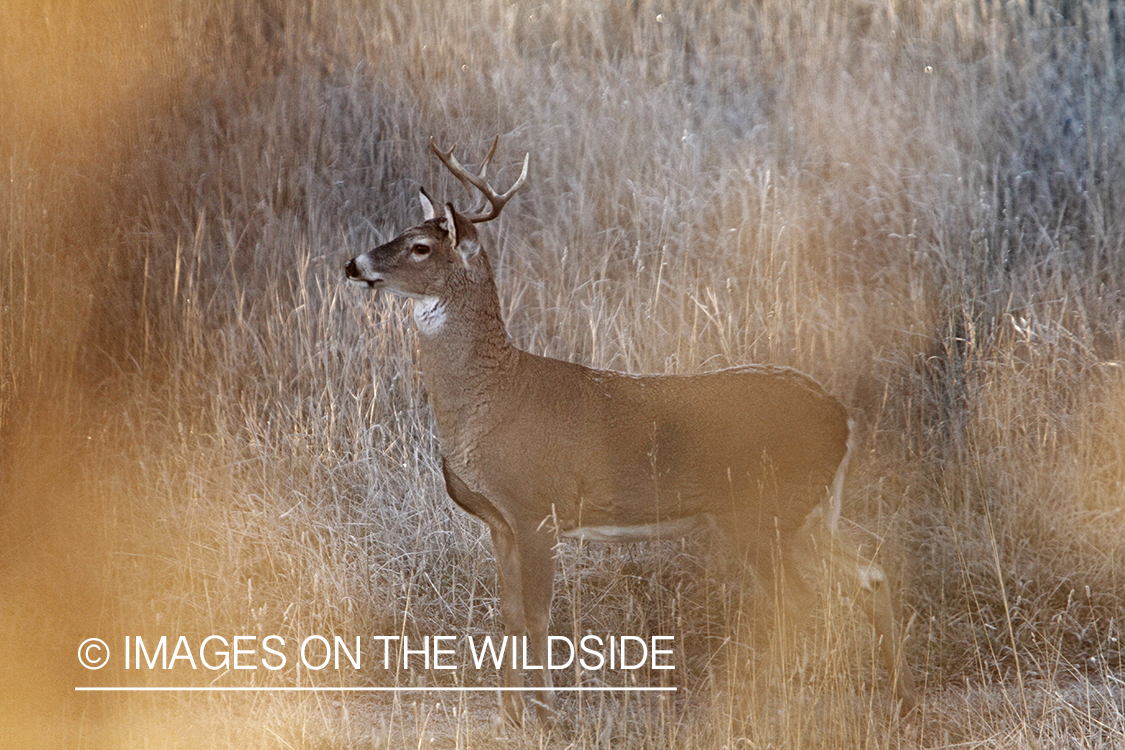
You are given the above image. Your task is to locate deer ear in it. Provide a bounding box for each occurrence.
[419,188,437,220]
[443,203,458,246]
[446,203,481,267]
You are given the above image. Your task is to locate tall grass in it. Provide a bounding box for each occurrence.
[2,0,1123,747]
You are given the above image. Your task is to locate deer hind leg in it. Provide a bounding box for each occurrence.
[823,531,919,714]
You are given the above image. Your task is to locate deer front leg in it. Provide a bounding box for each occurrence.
[489,524,528,726]
[519,528,558,724]
[489,522,559,726]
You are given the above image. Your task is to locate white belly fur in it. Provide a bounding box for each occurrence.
[561,515,712,543]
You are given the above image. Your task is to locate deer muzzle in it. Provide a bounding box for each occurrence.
[344,256,384,288]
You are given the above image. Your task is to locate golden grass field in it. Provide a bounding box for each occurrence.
[2,0,1124,747]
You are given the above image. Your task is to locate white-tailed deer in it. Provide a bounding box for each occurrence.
[345,137,918,724]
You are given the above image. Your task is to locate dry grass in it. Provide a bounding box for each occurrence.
[2,0,1124,747]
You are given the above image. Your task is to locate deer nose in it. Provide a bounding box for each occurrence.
[344,258,360,279]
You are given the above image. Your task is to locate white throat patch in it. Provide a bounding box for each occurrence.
[413,296,447,335]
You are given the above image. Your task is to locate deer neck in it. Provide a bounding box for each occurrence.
[412,261,518,442]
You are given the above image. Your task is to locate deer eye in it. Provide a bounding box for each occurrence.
[411,243,431,258]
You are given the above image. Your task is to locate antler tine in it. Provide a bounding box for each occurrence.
[477,135,500,181]
[429,138,481,208]
[429,136,529,223]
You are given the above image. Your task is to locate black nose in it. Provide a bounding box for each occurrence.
[344,258,359,278]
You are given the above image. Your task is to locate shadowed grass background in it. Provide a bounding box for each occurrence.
[1,0,1123,747]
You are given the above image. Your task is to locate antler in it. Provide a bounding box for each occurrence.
[429,136,529,223]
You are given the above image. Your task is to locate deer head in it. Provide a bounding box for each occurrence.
[344,137,528,300]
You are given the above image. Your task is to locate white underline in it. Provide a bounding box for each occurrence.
[75,686,676,693]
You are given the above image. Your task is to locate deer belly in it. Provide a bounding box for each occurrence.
[560,514,712,543]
